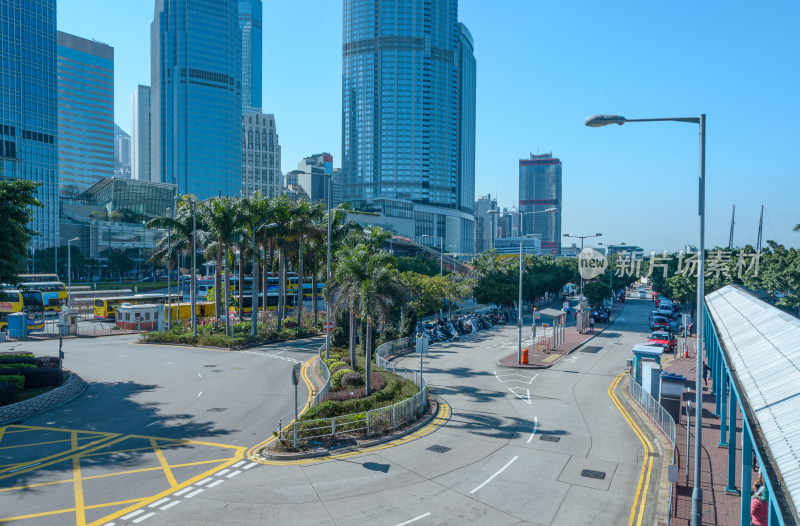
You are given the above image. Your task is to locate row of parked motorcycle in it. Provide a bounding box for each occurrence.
[415,311,512,344]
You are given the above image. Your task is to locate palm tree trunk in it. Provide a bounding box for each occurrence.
[277,249,285,331]
[253,247,260,326]
[296,238,304,327]
[214,247,222,323]
[224,249,231,336]
[349,307,355,368]
[238,250,244,321]
[365,318,372,395]
[262,235,268,303]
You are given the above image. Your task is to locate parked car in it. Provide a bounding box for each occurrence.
[651,316,671,331]
[638,289,648,298]
[649,331,677,351]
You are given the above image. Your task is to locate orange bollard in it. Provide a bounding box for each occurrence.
[521,348,529,365]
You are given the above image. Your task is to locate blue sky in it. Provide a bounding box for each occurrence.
[57,0,800,252]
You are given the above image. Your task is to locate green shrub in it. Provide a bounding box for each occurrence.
[0,363,35,370]
[0,375,24,390]
[0,382,20,405]
[34,356,60,368]
[331,367,354,389]
[341,371,363,387]
[327,361,348,372]
[0,353,34,360]
[22,368,63,388]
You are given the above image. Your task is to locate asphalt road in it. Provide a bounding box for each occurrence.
[1,298,665,525]
[0,334,323,525]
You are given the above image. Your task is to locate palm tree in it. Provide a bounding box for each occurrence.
[203,196,243,336]
[329,242,364,368]
[286,199,320,327]
[243,192,273,324]
[268,195,293,331]
[794,223,800,233]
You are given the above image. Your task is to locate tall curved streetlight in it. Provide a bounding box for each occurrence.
[585,113,706,526]
[67,237,79,309]
[488,207,557,365]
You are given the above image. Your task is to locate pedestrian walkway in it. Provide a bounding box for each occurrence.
[663,340,743,526]
[497,299,626,368]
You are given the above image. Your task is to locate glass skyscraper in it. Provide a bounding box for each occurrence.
[0,0,59,249]
[519,153,562,255]
[151,0,242,200]
[342,0,476,254]
[239,0,262,112]
[57,31,115,196]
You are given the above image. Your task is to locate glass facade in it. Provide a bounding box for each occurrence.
[519,153,562,254]
[342,0,475,254]
[297,152,333,204]
[241,112,281,197]
[151,0,242,200]
[131,85,151,181]
[57,31,115,196]
[239,0,262,112]
[457,23,475,216]
[0,0,59,248]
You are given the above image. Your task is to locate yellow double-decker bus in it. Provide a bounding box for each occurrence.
[93,294,179,320]
[164,301,217,322]
[0,290,24,332]
[239,292,296,315]
[0,290,44,332]
[20,281,68,313]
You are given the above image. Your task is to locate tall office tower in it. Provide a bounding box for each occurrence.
[342,0,476,254]
[241,112,281,197]
[331,168,343,207]
[57,32,115,196]
[519,153,562,254]
[131,85,151,182]
[151,0,242,199]
[296,153,333,204]
[114,124,131,178]
[474,194,497,253]
[239,0,262,112]
[0,1,59,248]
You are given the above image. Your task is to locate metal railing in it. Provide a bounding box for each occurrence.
[314,343,331,405]
[627,373,676,446]
[277,337,427,444]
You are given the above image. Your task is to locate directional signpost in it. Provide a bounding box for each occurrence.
[322,320,335,333]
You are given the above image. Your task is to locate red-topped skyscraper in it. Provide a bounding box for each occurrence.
[519,153,562,254]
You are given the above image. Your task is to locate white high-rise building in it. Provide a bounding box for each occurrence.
[241,112,281,197]
[131,85,151,181]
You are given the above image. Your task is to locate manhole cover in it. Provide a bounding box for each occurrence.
[426,445,451,453]
[540,434,561,443]
[207,408,227,412]
[581,469,606,480]
[581,346,602,354]
[204,365,217,368]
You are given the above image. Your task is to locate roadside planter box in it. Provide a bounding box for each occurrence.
[115,303,160,331]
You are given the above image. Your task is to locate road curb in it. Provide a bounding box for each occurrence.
[258,395,440,461]
[0,371,87,426]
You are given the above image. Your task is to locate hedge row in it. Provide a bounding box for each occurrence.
[0,382,20,405]
[0,368,63,389]
[0,375,24,390]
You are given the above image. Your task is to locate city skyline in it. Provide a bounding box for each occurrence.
[55,0,800,252]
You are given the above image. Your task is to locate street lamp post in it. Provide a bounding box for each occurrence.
[67,237,79,309]
[190,197,198,340]
[563,232,603,301]
[585,113,706,526]
[599,242,625,305]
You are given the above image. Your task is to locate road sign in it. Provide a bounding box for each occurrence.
[322,320,335,332]
[291,363,300,386]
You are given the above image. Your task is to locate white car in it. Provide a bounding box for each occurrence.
[638,289,647,298]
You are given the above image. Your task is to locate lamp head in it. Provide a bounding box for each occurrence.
[544,208,557,213]
[584,114,626,127]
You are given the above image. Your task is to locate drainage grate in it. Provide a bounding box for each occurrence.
[581,346,602,354]
[207,408,227,412]
[204,365,217,368]
[540,434,561,443]
[581,469,606,480]
[426,445,451,453]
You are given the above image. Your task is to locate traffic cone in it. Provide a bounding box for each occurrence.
[684,345,689,359]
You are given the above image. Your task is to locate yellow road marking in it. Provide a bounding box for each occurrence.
[0,437,75,450]
[543,353,560,363]
[0,433,124,480]
[71,432,87,526]
[150,438,178,488]
[0,426,6,446]
[0,498,146,524]
[608,372,654,526]
[88,446,246,526]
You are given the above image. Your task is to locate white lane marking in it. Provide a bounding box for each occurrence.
[166,361,175,365]
[233,460,245,468]
[7,461,43,473]
[148,497,170,508]
[197,391,203,397]
[103,523,116,526]
[184,488,204,499]
[508,386,531,404]
[215,469,230,476]
[132,512,156,523]
[145,420,161,428]
[494,371,538,384]
[197,373,202,378]
[470,456,519,494]
[173,486,194,496]
[243,462,257,470]
[527,416,538,444]
[395,512,431,526]
[121,510,145,520]
[207,479,224,488]
[226,470,242,478]
[195,477,212,486]
[160,500,181,511]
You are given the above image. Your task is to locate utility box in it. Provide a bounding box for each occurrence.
[7,312,27,339]
[660,372,687,424]
[59,308,78,336]
[642,361,662,399]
